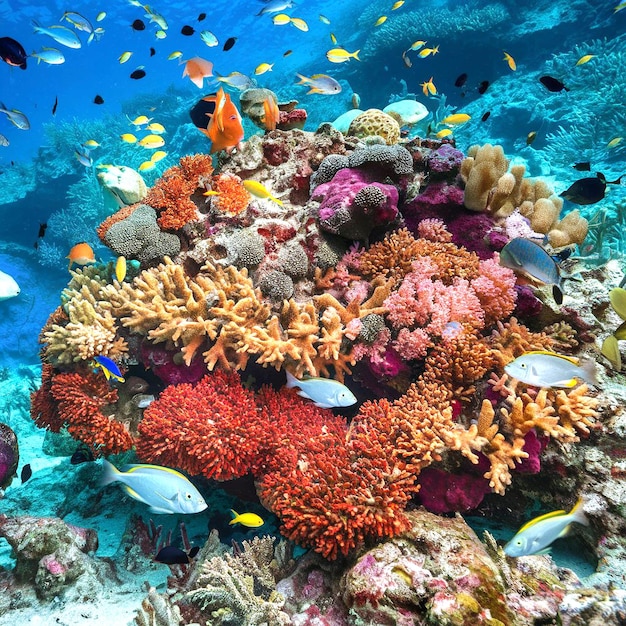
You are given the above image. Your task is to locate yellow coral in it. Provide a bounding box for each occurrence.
[347,108,401,145]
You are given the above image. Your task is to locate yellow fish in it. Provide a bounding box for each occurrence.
[330,32,337,44]
[290,17,309,31]
[374,15,387,26]
[243,179,283,205]
[167,51,183,61]
[326,47,360,63]
[120,133,137,143]
[229,509,264,528]
[421,76,436,96]
[115,256,127,282]
[145,122,165,134]
[409,40,426,50]
[155,29,167,39]
[82,139,99,149]
[118,51,132,64]
[391,0,405,8]
[503,51,516,71]
[436,128,453,138]
[96,11,106,21]
[273,13,291,25]
[138,160,156,171]
[138,134,165,148]
[319,14,330,24]
[150,150,167,162]
[614,1,626,11]
[255,62,273,75]
[418,45,439,57]
[576,54,595,66]
[441,113,471,125]
[128,115,152,126]
[608,137,623,148]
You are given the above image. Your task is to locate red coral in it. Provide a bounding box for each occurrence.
[30,364,64,432]
[49,370,132,456]
[471,255,517,325]
[96,203,140,242]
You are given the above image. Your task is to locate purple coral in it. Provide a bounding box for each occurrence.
[427,143,464,177]
[313,168,399,241]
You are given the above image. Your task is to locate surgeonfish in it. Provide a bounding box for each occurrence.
[499,237,564,304]
[93,355,125,383]
[560,172,623,205]
[504,498,589,557]
[101,459,208,514]
[229,509,265,528]
[0,269,20,300]
[504,351,598,388]
[285,371,357,409]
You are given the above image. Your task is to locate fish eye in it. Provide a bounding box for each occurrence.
[185,492,192,499]
[520,363,526,369]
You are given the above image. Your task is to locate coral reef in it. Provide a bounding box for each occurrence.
[347,108,401,145]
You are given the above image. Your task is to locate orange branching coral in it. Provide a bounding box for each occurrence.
[178,153,214,187]
[553,383,599,436]
[210,173,250,215]
[30,363,64,432]
[488,316,554,369]
[96,203,140,242]
[49,370,133,455]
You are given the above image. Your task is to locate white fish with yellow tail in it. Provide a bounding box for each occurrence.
[285,371,357,409]
[504,498,589,557]
[295,73,341,95]
[504,351,598,388]
[32,21,82,49]
[101,459,207,514]
[242,179,283,205]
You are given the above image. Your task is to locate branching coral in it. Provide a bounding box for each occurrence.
[210,173,250,215]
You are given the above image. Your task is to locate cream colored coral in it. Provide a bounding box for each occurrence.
[348,108,401,145]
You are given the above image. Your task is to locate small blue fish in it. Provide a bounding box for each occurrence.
[101,459,207,514]
[504,498,589,557]
[93,355,125,383]
[285,371,357,409]
[499,237,563,305]
[504,350,598,388]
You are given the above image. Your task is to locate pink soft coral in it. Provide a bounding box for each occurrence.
[471,255,517,325]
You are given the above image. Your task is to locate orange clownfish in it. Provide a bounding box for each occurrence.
[262,96,280,131]
[189,88,244,153]
[67,242,96,271]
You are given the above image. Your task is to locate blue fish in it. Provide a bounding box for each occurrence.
[93,355,125,382]
[285,371,357,409]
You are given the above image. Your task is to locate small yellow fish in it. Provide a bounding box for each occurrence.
[229,509,264,528]
[441,113,471,125]
[608,136,623,148]
[290,17,309,31]
[326,48,360,63]
[150,150,167,162]
[576,54,595,66]
[319,14,330,24]
[120,133,137,143]
[374,15,387,26]
[115,256,127,282]
[391,0,405,8]
[128,115,151,126]
[155,29,167,39]
[118,51,132,64]
[82,139,100,149]
[273,13,291,25]
[330,32,337,44]
[243,179,283,205]
[254,62,273,75]
[138,160,156,171]
[96,11,106,21]
[436,128,453,138]
[138,134,165,148]
[167,51,183,61]
[503,51,516,71]
[409,40,426,51]
[145,122,165,134]
[421,76,436,96]
[418,45,439,58]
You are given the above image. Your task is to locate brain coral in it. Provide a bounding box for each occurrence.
[348,108,401,145]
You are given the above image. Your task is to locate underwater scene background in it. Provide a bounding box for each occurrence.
[1,0,626,623]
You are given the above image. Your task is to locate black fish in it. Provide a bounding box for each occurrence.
[181,25,195,36]
[481,111,491,122]
[189,94,217,131]
[573,161,591,172]
[198,12,207,21]
[94,94,104,104]
[131,19,146,31]
[539,75,569,92]
[454,73,468,88]
[477,80,489,94]
[130,68,146,79]
[560,172,623,205]
[155,545,200,565]
[37,222,47,238]
[21,464,32,484]
[223,37,237,51]
[149,47,156,56]
[283,49,292,57]
[70,444,95,465]
[52,96,58,115]
[0,36,27,69]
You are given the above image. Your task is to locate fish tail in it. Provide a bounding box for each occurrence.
[580,359,599,387]
[295,73,308,84]
[101,458,121,486]
[552,284,564,305]
[228,509,239,525]
[569,497,590,527]
[353,49,361,60]
[285,370,298,388]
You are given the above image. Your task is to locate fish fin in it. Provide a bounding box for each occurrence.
[100,458,121,486]
[123,485,146,502]
[517,509,567,533]
[314,401,334,409]
[353,49,361,60]
[125,464,189,479]
[147,505,175,514]
[229,509,239,525]
[569,497,590,526]
[580,359,599,386]
[557,523,573,539]
[552,284,563,305]
[285,371,298,388]
[607,174,624,185]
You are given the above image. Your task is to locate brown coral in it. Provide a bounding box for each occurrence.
[348,108,401,145]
